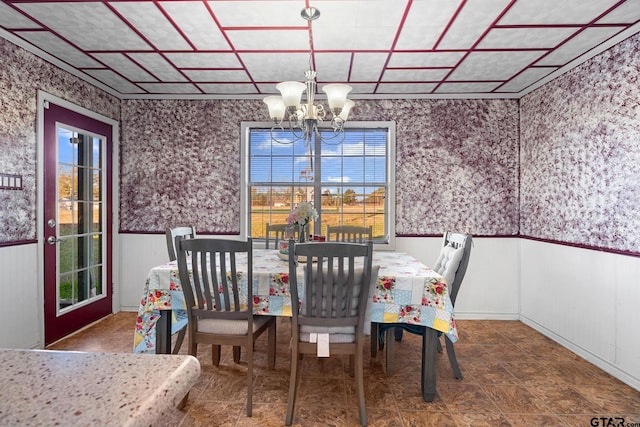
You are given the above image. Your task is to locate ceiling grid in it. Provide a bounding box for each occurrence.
[0,0,637,99]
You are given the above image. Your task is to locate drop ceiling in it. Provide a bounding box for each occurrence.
[1,0,638,99]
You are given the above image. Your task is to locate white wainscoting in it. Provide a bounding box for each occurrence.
[397,236,521,319]
[119,235,522,321]
[520,239,640,391]
[0,244,41,348]
[119,233,175,312]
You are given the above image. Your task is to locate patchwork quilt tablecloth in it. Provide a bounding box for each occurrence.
[134,249,458,353]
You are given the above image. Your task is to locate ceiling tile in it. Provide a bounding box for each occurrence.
[92,53,158,82]
[597,1,640,23]
[198,83,258,94]
[127,53,187,82]
[499,0,622,25]
[0,2,41,28]
[240,52,309,83]
[112,2,192,50]
[208,0,304,26]
[496,67,558,92]
[138,83,200,94]
[164,52,241,69]
[182,69,250,83]
[394,0,461,50]
[382,68,450,82]
[437,0,512,49]
[311,0,405,50]
[435,82,502,93]
[16,31,102,68]
[535,26,624,65]
[448,51,545,80]
[226,29,308,51]
[350,53,388,82]
[84,69,146,94]
[161,2,230,50]
[478,27,578,49]
[388,51,465,67]
[15,3,151,50]
[346,83,379,94]
[376,83,437,93]
[314,52,352,82]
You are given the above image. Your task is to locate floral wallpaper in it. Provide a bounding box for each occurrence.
[520,32,640,254]
[0,38,119,244]
[119,98,519,236]
[2,28,638,254]
[119,99,262,233]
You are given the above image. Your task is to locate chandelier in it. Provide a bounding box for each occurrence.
[263,7,354,145]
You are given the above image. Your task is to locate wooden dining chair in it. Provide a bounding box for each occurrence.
[165,225,196,261]
[286,240,378,427]
[176,237,276,417]
[265,223,296,249]
[372,231,472,380]
[325,225,373,243]
[164,225,196,354]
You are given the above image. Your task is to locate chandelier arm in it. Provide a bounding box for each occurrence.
[317,124,347,145]
[269,122,308,145]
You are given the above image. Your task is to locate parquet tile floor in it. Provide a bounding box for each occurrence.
[47,312,640,426]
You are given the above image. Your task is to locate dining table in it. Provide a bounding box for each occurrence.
[133,248,458,401]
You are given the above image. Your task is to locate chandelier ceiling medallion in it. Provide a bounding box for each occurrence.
[263,7,354,145]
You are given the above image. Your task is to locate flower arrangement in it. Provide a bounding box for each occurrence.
[286,201,318,242]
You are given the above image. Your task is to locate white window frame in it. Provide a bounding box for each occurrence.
[240,121,396,250]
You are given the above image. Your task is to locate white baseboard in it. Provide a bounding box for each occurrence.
[520,315,640,392]
[454,312,520,320]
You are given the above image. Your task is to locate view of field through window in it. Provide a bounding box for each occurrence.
[248,126,390,242]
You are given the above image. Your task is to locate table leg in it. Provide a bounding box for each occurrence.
[382,328,396,376]
[156,310,172,355]
[421,328,438,402]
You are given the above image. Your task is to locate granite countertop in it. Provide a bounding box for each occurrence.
[0,349,200,426]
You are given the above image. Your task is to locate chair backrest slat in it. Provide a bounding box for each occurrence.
[265,223,299,249]
[166,225,196,261]
[177,238,252,321]
[326,225,372,243]
[289,240,374,329]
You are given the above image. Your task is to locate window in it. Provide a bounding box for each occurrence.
[241,121,395,249]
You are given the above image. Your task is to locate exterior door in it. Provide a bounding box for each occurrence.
[43,102,113,345]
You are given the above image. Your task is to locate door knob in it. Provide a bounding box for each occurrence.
[47,236,60,245]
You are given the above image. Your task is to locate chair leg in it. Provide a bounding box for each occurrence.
[172,327,186,354]
[267,320,276,369]
[233,346,241,363]
[370,322,379,358]
[246,342,253,417]
[212,345,221,365]
[355,341,368,427]
[436,337,443,353]
[177,391,189,410]
[188,334,197,357]
[285,343,301,426]
[382,328,396,376]
[445,336,463,380]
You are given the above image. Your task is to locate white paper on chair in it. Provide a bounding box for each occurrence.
[317,333,330,357]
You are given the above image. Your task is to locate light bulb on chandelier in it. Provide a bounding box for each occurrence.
[263,7,354,145]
